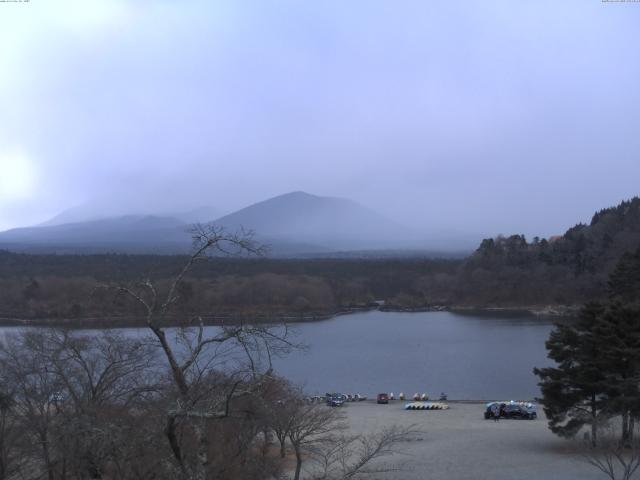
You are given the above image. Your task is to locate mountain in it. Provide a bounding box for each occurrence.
[0,191,457,255]
[172,206,220,224]
[212,191,415,252]
[0,215,192,254]
[38,204,106,227]
[40,204,219,227]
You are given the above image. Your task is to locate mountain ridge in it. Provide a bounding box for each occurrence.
[212,191,413,251]
[0,191,428,255]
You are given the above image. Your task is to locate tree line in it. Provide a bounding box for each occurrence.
[0,255,459,324]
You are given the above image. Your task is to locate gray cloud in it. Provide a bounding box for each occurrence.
[1,0,639,239]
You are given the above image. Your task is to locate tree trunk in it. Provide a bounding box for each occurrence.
[262,430,271,457]
[37,427,55,480]
[193,420,209,480]
[150,326,189,395]
[279,438,286,458]
[43,442,54,480]
[165,415,187,478]
[622,410,630,446]
[591,394,598,448]
[293,443,302,480]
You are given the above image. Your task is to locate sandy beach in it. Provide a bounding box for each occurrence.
[340,401,603,480]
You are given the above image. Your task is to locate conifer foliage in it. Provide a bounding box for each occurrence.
[535,248,640,447]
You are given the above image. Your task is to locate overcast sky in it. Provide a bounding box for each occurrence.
[1,0,639,239]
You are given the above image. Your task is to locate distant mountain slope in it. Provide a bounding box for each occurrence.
[0,215,191,254]
[0,192,413,254]
[0,191,458,255]
[213,191,412,250]
[40,205,219,227]
[38,204,105,226]
[173,206,220,224]
[0,192,408,256]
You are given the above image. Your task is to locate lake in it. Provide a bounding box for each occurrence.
[0,310,557,400]
[274,310,556,400]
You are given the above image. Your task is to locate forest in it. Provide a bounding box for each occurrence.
[1,197,639,325]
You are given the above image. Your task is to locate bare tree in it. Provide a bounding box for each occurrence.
[280,397,419,480]
[0,389,24,480]
[309,425,420,480]
[0,224,418,480]
[287,403,347,480]
[45,330,159,479]
[583,424,640,480]
[109,224,297,480]
[0,329,166,480]
[40,330,157,411]
[261,378,303,459]
[0,330,66,480]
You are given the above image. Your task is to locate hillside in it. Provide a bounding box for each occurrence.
[0,191,422,255]
[443,197,640,307]
[213,191,415,251]
[0,215,192,254]
[468,197,640,274]
[38,204,220,227]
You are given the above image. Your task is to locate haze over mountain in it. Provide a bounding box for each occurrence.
[212,191,419,251]
[2,2,639,238]
[39,204,220,227]
[0,192,470,255]
[0,215,190,254]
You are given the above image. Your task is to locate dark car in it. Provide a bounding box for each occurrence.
[326,393,345,407]
[377,393,389,404]
[484,402,537,420]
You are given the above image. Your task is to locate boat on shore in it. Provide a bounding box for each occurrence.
[404,401,449,410]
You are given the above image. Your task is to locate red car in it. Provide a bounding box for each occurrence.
[377,393,389,404]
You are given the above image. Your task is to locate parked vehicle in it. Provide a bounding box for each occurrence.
[484,401,537,420]
[377,393,389,404]
[326,393,345,407]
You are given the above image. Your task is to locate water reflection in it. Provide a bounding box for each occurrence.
[272,311,554,400]
[0,310,555,400]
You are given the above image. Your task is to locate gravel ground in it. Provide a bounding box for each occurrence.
[339,401,604,480]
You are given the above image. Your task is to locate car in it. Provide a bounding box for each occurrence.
[484,401,537,420]
[326,393,345,407]
[377,393,389,404]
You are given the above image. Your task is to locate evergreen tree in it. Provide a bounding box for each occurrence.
[608,247,640,305]
[535,250,640,446]
[595,303,640,445]
[534,303,608,447]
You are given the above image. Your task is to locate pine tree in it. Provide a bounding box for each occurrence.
[534,303,608,447]
[595,303,640,445]
[535,250,640,446]
[608,247,640,305]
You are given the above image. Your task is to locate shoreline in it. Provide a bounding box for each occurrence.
[0,303,578,329]
[381,304,579,317]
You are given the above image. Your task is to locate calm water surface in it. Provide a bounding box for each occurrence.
[0,310,556,400]
[274,311,555,400]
